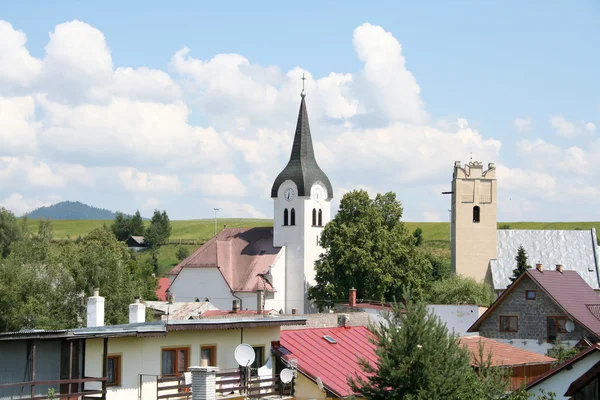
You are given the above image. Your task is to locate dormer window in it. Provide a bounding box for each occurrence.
[284,209,289,226]
[473,206,480,223]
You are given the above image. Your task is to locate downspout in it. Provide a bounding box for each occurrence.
[232,291,243,310]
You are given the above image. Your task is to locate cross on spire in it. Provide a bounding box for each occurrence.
[301,73,306,97]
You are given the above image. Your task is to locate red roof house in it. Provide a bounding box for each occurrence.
[156,277,170,301]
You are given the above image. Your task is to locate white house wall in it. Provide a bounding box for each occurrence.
[528,352,600,399]
[169,268,234,310]
[265,246,286,313]
[426,305,486,336]
[84,327,280,400]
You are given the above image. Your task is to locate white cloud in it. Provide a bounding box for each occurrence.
[0,96,39,155]
[495,164,556,198]
[212,200,267,219]
[0,21,42,92]
[550,115,595,138]
[189,173,248,197]
[584,122,596,133]
[0,156,90,189]
[141,197,160,213]
[514,117,532,133]
[0,193,61,216]
[119,168,181,193]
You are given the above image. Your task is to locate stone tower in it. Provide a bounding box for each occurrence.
[450,161,497,283]
[271,92,333,314]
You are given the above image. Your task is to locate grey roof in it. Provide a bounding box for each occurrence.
[491,229,600,290]
[271,94,333,199]
[145,301,218,320]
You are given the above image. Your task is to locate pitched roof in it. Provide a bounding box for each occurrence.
[200,309,279,318]
[458,336,555,367]
[492,229,600,290]
[127,235,145,245]
[276,326,375,397]
[156,277,170,301]
[469,269,600,338]
[565,360,600,396]
[526,344,600,390]
[167,227,280,292]
[145,301,218,320]
[270,94,333,199]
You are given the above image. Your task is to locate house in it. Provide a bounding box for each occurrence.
[468,266,600,354]
[448,160,600,290]
[0,290,307,400]
[458,336,555,390]
[564,359,600,399]
[145,300,218,320]
[526,344,600,400]
[169,91,334,314]
[125,235,147,250]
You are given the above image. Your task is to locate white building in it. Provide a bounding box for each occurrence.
[169,92,333,314]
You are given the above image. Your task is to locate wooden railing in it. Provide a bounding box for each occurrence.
[156,375,191,400]
[0,377,107,400]
[215,370,294,398]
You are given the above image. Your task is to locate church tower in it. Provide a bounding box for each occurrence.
[271,90,333,314]
[450,161,497,284]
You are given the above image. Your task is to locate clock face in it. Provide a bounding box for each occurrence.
[284,187,295,202]
[313,186,323,201]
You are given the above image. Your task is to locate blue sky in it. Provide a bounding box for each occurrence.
[0,1,598,221]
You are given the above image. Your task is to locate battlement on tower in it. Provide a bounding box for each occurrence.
[453,161,496,180]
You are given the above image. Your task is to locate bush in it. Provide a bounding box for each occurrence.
[176,246,190,261]
[428,275,496,307]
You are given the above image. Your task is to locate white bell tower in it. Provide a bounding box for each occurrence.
[271,90,333,314]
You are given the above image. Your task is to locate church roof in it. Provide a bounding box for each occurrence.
[491,229,600,290]
[271,94,333,199]
[167,227,281,293]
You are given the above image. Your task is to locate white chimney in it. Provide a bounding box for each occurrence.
[87,288,105,328]
[129,297,146,324]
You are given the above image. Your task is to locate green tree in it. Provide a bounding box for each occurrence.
[412,227,423,246]
[427,275,496,307]
[348,289,509,399]
[145,210,172,248]
[176,246,190,261]
[111,212,130,241]
[0,207,24,258]
[129,211,146,236]
[426,253,452,281]
[37,218,53,242]
[510,245,531,283]
[546,343,579,366]
[308,190,432,309]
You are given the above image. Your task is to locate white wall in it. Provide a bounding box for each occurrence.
[169,268,234,310]
[265,246,286,313]
[528,351,600,399]
[85,327,280,400]
[427,305,486,336]
[488,338,579,355]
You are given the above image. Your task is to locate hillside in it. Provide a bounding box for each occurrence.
[27,201,119,220]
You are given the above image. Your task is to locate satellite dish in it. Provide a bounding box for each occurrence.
[565,320,575,333]
[316,377,324,391]
[234,344,255,367]
[280,368,294,383]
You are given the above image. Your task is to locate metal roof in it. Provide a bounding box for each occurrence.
[492,229,600,290]
[271,94,333,199]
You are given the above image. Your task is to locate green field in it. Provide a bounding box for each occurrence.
[28,218,600,277]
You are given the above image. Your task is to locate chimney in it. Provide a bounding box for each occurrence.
[256,290,264,314]
[556,264,563,273]
[337,314,349,327]
[232,299,240,313]
[129,297,146,324]
[291,308,298,315]
[536,263,543,272]
[349,288,357,307]
[87,288,105,328]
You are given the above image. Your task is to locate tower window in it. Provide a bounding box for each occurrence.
[312,208,317,226]
[318,209,323,227]
[290,208,296,226]
[283,209,289,226]
[473,206,480,223]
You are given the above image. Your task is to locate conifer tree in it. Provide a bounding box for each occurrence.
[510,245,531,283]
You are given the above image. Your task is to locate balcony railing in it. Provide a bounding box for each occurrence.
[0,377,107,400]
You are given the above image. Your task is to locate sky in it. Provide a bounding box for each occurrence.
[0,0,599,222]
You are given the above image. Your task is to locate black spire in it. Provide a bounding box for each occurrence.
[271,93,333,199]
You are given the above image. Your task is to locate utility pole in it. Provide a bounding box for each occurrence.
[213,208,220,236]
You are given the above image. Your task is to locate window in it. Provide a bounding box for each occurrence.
[318,209,323,226]
[526,290,536,300]
[107,355,121,387]
[290,208,296,226]
[161,347,189,376]
[473,206,480,223]
[499,316,518,332]
[312,208,317,226]
[251,346,264,369]
[201,346,216,367]
[283,209,289,226]
[547,317,568,342]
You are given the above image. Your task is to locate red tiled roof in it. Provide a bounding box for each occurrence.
[458,336,555,367]
[277,326,376,397]
[167,227,280,292]
[156,278,170,301]
[527,269,600,337]
[526,344,600,390]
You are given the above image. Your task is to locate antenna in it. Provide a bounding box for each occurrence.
[316,376,324,391]
[234,344,255,367]
[280,368,294,384]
